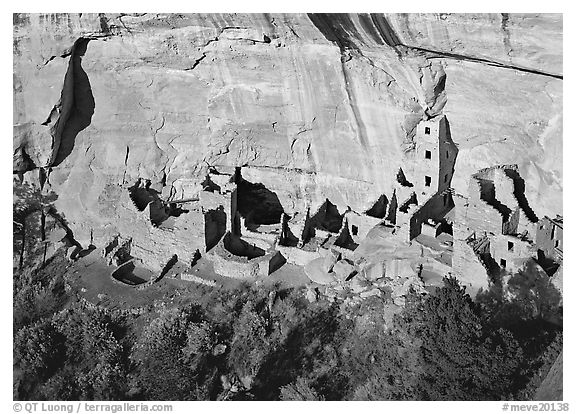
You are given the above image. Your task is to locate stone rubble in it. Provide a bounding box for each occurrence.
[13,13,563,304]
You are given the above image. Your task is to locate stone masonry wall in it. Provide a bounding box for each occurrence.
[452,238,490,296]
[489,233,533,271]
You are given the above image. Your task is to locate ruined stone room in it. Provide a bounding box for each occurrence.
[13,13,563,403]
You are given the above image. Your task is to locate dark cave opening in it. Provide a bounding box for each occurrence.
[236,177,285,226]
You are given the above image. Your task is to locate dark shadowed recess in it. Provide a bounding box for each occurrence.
[237,179,284,226]
[52,38,95,167]
[308,199,344,234]
[477,178,512,221]
[365,194,388,219]
[334,222,359,251]
[307,13,364,51]
[307,13,562,80]
[13,146,37,175]
[128,180,188,227]
[204,207,227,252]
[307,13,401,51]
[128,182,161,212]
[536,250,560,277]
[504,168,539,223]
[224,233,265,259]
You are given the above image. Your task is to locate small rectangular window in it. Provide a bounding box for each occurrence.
[508,241,514,251]
[444,174,448,183]
[352,225,358,236]
[500,259,507,268]
[425,150,431,159]
[425,127,430,135]
[425,176,431,187]
[446,150,449,159]
[551,226,555,240]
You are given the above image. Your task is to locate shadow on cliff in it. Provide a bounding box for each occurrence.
[52,38,95,167]
[504,168,539,224]
[307,13,401,51]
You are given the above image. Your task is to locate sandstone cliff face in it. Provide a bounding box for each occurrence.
[13,13,562,249]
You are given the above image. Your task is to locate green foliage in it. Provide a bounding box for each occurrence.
[50,303,128,400]
[13,257,68,331]
[516,331,562,400]
[131,304,218,400]
[13,271,561,401]
[342,298,421,400]
[393,278,524,400]
[280,377,325,401]
[38,367,81,400]
[13,179,59,270]
[250,294,344,400]
[14,319,64,383]
[228,301,271,386]
[13,179,57,221]
[476,262,563,394]
[14,301,129,400]
[477,260,562,329]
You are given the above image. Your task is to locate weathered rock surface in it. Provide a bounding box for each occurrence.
[332,259,356,281]
[321,248,340,273]
[304,256,336,285]
[534,351,563,401]
[13,13,562,268]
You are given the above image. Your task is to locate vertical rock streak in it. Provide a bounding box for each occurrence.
[307,14,370,149]
[501,13,512,58]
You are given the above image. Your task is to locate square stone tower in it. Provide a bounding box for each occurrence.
[408,115,458,201]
